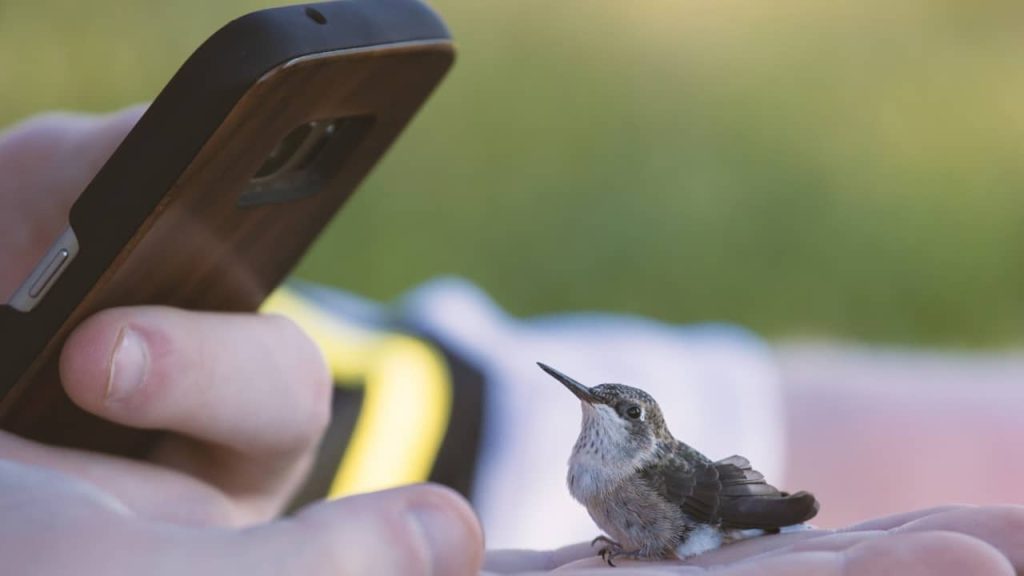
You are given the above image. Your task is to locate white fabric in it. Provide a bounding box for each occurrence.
[400,278,786,550]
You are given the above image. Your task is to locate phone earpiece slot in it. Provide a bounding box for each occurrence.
[305,7,328,25]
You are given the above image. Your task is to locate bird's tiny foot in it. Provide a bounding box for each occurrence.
[591,536,642,567]
[591,535,622,565]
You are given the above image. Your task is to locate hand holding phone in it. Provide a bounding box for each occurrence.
[0,0,453,457]
[0,6,486,573]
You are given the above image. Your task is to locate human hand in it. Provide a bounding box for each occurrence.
[485,506,1021,575]
[0,109,484,574]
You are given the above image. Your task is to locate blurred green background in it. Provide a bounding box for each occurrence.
[2,0,1022,347]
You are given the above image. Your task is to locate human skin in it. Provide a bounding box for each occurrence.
[0,108,1020,575]
[485,506,1021,575]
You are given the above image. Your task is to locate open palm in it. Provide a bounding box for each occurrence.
[487,506,1022,575]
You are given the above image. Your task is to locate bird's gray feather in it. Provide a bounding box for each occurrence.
[639,445,819,531]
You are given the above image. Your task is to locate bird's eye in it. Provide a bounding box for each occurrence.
[626,406,642,419]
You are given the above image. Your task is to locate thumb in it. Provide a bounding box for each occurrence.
[251,484,484,576]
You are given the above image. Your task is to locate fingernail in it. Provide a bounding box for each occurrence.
[408,503,469,576]
[106,327,148,402]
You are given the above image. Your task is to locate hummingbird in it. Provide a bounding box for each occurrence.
[537,362,819,565]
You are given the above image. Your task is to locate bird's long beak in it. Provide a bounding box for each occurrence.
[537,362,599,404]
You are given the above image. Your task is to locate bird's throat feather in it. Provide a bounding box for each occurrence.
[568,404,649,501]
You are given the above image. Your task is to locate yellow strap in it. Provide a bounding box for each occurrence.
[262,288,453,497]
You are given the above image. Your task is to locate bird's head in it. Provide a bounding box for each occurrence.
[538,362,671,460]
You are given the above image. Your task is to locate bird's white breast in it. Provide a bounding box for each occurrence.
[567,404,641,501]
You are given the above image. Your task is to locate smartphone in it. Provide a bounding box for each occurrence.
[0,0,454,456]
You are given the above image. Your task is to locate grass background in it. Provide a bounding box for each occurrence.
[2,0,1022,347]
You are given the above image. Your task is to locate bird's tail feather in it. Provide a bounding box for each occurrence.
[712,455,819,530]
[719,490,820,530]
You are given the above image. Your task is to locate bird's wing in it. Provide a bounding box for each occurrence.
[637,447,722,523]
[640,451,819,529]
[714,455,778,497]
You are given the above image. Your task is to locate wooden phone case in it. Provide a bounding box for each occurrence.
[0,0,453,457]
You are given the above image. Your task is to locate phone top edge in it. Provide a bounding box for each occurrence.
[265,38,453,82]
[69,0,452,241]
[212,0,451,89]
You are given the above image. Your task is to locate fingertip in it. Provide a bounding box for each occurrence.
[60,308,129,413]
[842,531,1013,576]
[288,484,484,576]
[408,483,486,574]
[61,306,173,419]
[893,505,1024,572]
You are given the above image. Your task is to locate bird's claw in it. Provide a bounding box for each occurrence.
[591,536,641,567]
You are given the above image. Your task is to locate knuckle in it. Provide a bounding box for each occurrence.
[3,112,78,140]
[0,113,97,167]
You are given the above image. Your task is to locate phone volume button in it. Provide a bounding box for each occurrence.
[28,248,71,298]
